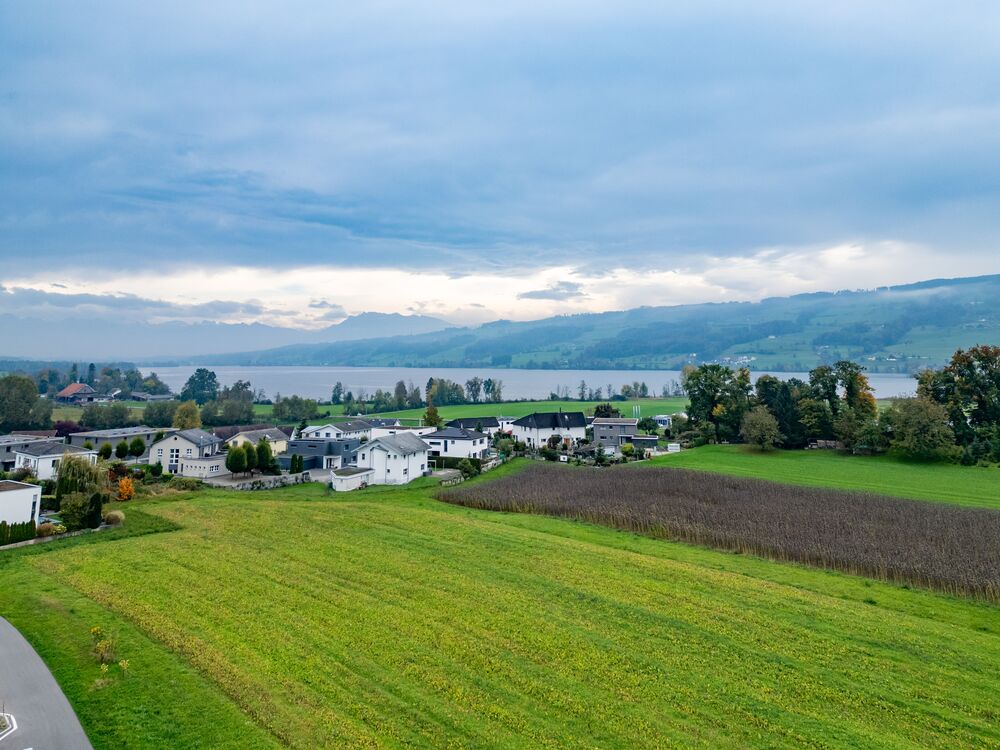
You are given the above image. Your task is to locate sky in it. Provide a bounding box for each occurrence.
[2,1,1000,331]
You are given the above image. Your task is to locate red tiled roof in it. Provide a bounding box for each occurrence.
[56,383,95,397]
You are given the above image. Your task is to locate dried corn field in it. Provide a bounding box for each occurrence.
[441,464,1000,599]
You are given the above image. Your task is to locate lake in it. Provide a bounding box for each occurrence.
[145,365,918,402]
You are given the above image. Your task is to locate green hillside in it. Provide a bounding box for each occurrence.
[199,274,1000,372]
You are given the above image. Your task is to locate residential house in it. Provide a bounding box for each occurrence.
[510,412,587,449]
[14,441,97,480]
[225,427,290,455]
[67,426,174,459]
[422,427,490,460]
[356,433,429,485]
[592,417,639,455]
[652,414,673,430]
[371,425,435,439]
[0,434,52,472]
[300,421,372,441]
[0,480,41,527]
[54,383,99,404]
[278,438,361,472]
[445,417,502,436]
[364,418,401,428]
[149,429,224,477]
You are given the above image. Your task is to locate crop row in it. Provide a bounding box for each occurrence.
[440,464,1000,600]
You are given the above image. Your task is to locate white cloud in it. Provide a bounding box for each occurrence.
[5,239,996,330]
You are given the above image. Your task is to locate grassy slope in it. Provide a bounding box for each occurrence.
[650,445,1000,509]
[0,506,279,749]
[1,470,997,748]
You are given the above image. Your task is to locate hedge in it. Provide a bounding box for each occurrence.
[0,520,36,545]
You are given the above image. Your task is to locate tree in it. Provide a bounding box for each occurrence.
[465,377,483,403]
[456,458,479,479]
[128,437,146,463]
[0,374,51,432]
[172,400,202,429]
[683,365,752,442]
[331,382,344,404]
[179,368,219,405]
[578,380,588,401]
[637,417,659,435]
[256,439,275,474]
[593,403,621,418]
[834,408,886,455]
[883,398,956,461]
[620,443,635,460]
[423,402,442,428]
[80,402,132,430]
[393,380,408,410]
[56,453,108,504]
[86,363,96,385]
[98,442,113,460]
[225,446,247,476]
[740,406,781,451]
[144,399,179,427]
[243,440,257,476]
[115,440,129,460]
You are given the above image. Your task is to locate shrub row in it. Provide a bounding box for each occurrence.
[0,520,37,545]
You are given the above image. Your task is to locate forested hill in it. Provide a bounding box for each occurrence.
[185,274,1000,372]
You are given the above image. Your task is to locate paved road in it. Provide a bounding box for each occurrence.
[0,617,92,749]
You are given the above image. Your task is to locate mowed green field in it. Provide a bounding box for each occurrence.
[2,465,999,748]
[365,397,688,422]
[650,445,1000,509]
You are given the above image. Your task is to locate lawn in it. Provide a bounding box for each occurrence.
[649,445,1000,509]
[365,396,688,422]
[1,467,998,748]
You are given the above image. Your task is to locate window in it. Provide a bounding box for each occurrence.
[185,448,192,456]
[30,500,37,522]
[157,448,163,457]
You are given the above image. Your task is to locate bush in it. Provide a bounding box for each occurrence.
[0,520,36,545]
[117,477,135,501]
[167,477,204,491]
[456,458,480,479]
[35,522,58,537]
[103,510,125,526]
[150,461,163,477]
[41,494,59,512]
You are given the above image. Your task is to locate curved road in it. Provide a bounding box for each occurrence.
[0,617,92,749]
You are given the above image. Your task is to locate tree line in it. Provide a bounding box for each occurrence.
[685,346,1000,465]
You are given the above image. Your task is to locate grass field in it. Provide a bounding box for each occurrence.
[364,397,688,422]
[2,465,999,748]
[649,444,1000,509]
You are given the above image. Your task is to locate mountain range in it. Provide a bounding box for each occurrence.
[174,274,1000,373]
[0,312,451,361]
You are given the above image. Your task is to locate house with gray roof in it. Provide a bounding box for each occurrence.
[445,417,502,435]
[591,417,639,455]
[511,412,587,448]
[149,429,223,477]
[300,421,372,441]
[0,434,53,472]
[67,425,174,458]
[356,433,429,486]
[225,427,290,455]
[422,427,490,460]
[278,438,361,472]
[13,441,97,480]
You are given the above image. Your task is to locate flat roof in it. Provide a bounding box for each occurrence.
[332,467,374,477]
[0,434,50,445]
[0,479,39,492]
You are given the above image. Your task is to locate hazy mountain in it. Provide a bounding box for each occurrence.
[185,274,1000,373]
[0,312,451,361]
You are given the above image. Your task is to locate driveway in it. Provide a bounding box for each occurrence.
[0,617,92,749]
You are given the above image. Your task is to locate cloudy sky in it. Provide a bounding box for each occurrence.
[2,1,1000,330]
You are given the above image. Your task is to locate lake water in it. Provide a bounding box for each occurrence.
[145,365,918,402]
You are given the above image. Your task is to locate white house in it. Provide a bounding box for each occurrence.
[0,434,51,472]
[149,429,224,477]
[422,427,490,460]
[652,414,673,430]
[0,480,41,526]
[67,425,174,459]
[356,433,429,486]
[371,425,435,440]
[300,421,372,441]
[13,441,97,481]
[510,412,588,448]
